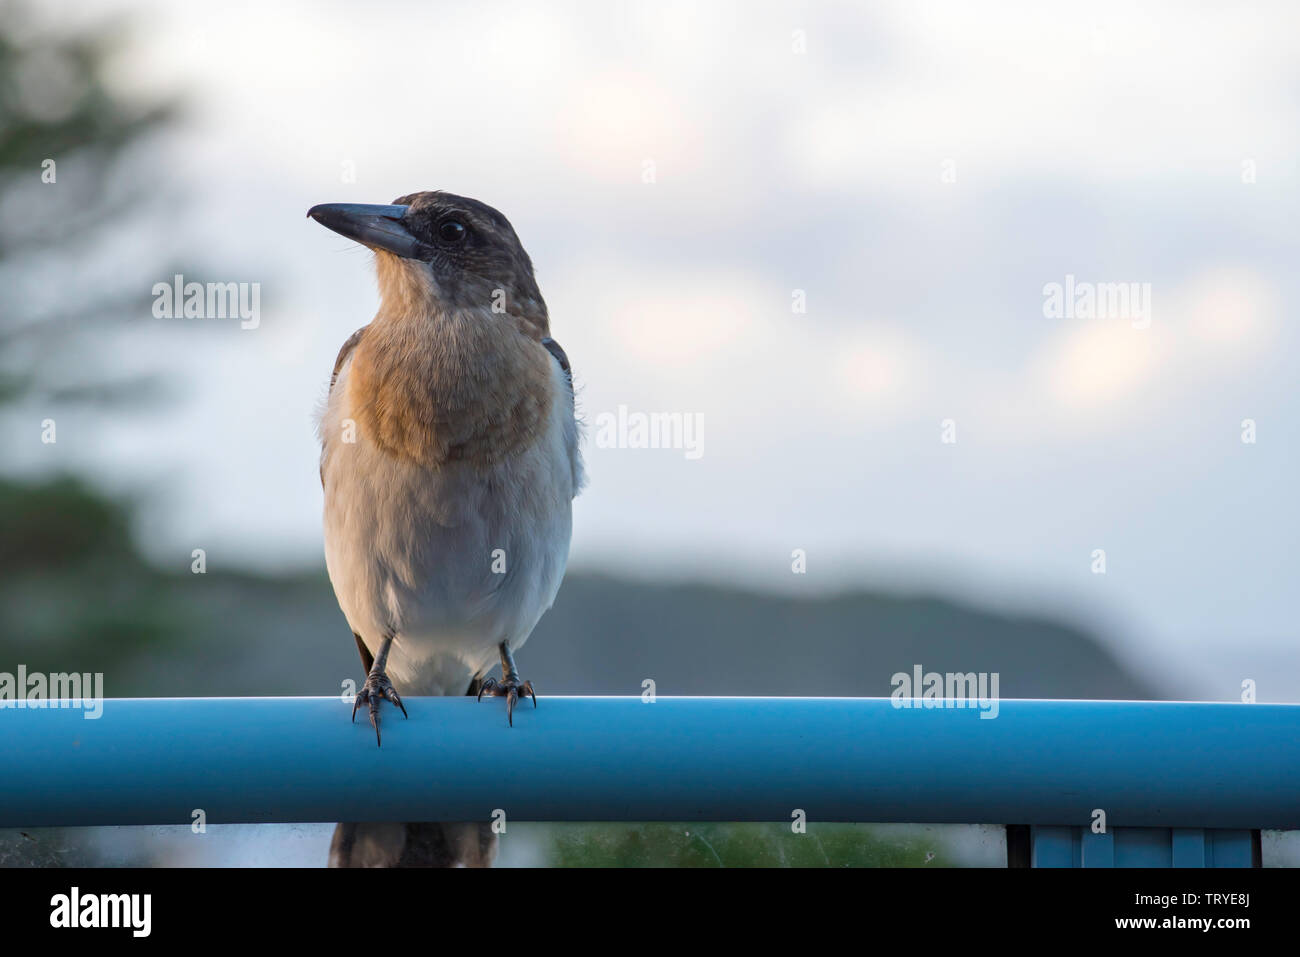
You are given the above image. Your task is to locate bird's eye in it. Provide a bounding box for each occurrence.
[438,220,467,242]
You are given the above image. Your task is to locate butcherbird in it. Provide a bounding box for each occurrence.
[308,191,582,867]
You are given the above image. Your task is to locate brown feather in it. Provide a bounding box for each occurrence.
[346,296,553,469]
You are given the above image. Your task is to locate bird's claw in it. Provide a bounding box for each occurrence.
[477,676,537,726]
[352,671,406,746]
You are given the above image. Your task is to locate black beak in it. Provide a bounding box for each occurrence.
[307,203,427,259]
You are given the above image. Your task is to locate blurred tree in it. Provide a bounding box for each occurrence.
[0,0,199,702]
[0,0,186,663]
[0,0,179,410]
[0,1,188,867]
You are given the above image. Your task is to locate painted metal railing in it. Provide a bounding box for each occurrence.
[2,696,1297,865]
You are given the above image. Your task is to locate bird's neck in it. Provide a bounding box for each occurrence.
[347,269,552,469]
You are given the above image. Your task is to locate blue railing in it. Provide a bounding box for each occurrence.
[2,696,1297,865]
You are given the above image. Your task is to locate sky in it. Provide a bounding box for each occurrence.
[16,0,1300,699]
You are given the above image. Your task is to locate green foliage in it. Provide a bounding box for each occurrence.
[0,6,172,173]
[0,476,180,672]
[544,822,952,867]
[0,474,138,573]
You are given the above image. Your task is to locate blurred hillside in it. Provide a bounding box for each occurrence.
[0,475,1158,701]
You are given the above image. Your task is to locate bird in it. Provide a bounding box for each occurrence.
[308,191,583,866]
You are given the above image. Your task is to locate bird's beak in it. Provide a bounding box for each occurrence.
[307,203,426,259]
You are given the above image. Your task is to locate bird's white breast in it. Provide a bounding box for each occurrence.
[320,352,577,695]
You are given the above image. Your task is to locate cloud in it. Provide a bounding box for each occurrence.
[1029,266,1278,418]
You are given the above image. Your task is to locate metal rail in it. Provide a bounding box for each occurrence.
[2,696,1297,832]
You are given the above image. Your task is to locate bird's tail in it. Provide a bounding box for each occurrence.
[329,676,497,868]
[329,820,497,868]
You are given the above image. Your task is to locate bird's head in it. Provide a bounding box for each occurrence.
[308,190,547,333]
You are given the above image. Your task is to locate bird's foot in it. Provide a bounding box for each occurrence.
[352,670,407,747]
[476,675,536,727]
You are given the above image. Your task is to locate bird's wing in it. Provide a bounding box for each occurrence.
[329,326,367,395]
[320,326,367,488]
[541,336,571,384]
[541,336,584,495]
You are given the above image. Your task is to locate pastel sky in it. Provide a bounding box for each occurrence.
[18,0,1300,698]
